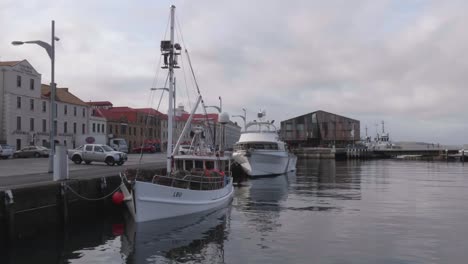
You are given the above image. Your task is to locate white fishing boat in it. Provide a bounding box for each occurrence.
[120,5,233,223]
[232,110,297,177]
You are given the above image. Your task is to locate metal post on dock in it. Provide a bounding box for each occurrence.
[58,182,69,227]
[3,190,15,244]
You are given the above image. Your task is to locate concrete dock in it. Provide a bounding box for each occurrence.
[0,153,165,246]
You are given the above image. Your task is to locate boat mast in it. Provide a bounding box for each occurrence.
[167,5,176,174]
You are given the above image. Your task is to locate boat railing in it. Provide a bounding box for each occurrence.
[123,168,228,190]
[152,172,227,190]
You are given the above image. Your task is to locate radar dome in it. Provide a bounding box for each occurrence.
[219,112,230,124]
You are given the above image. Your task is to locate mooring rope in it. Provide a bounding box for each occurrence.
[64,177,123,201]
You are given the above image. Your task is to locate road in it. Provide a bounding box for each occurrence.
[0,153,166,190]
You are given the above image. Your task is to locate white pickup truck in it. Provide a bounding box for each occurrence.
[68,144,127,166]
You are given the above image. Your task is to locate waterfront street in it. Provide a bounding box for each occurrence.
[0,153,165,189]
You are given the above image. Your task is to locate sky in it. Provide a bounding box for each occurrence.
[1,0,467,145]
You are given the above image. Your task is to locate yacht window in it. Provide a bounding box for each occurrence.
[255,144,264,149]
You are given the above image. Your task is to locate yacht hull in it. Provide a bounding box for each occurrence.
[233,150,297,177]
[126,179,234,222]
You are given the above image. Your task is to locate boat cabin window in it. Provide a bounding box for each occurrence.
[176,160,184,169]
[185,160,193,170]
[205,161,214,170]
[195,160,203,169]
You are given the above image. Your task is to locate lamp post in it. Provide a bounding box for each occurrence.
[12,20,59,173]
[204,96,222,150]
[232,107,247,131]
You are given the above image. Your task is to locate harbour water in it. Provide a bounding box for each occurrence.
[3,159,468,263]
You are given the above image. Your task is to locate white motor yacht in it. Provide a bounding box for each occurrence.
[232,110,296,177]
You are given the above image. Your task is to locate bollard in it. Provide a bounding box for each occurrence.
[53,145,69,181]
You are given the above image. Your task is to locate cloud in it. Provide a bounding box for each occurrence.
[1,0,467,144]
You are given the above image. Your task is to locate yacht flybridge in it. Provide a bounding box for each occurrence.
[232,110,297,177]
[120,5,233,222]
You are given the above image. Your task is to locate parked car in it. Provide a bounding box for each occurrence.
[132,144,156,153]
[13,146,50,158]
[0,144,14,159]
[68,144,127,166]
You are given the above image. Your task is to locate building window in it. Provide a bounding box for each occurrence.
[115,125,118,135]
[42,101,47,112]
[30,99,34,111]
[82,124,85,134]
[64,105,68,115]
[134,127,136,136]
[140,128,143,136]
[73,122,77,134]
[42,119,47,133]
[82,108,85,117]
[92,123,96,133]
[17,97,21,109]
[53,121,57,136]
[30,118,34,131]
[16,116,21,130]
[109,125,113,134]
[64,122,68,133]
[17,76,21,87]
[55,103,58,118]
[30,79,34,90]
[74,106,77,116]
[120,125,127,135]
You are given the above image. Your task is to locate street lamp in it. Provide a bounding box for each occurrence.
[232,107,247,131]
[12,20,59,173]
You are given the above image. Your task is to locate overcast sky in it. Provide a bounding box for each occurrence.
[1,0,467,144]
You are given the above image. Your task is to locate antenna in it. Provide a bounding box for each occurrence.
[382,121,385,134]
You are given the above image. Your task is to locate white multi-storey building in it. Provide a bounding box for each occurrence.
[0,60,47,150]
[0,60,91,150]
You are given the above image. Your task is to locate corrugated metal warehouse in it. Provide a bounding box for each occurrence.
[280,110,360,147]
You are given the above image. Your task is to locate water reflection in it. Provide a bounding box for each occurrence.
[122,207,230,263]
[5,159,468,263]
[292,159,362,201]
[235,173,290,234]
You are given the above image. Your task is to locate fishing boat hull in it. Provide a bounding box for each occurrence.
[127,178,234,222]
[233,150,297,177]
